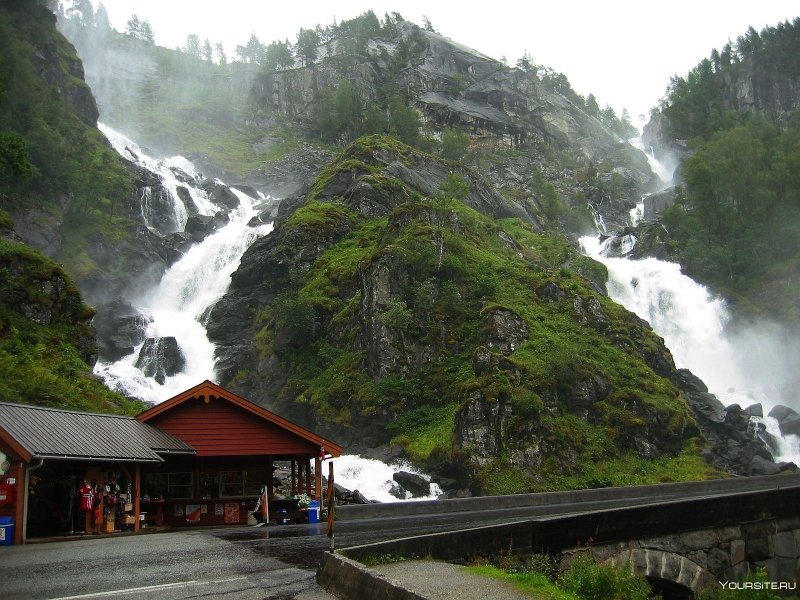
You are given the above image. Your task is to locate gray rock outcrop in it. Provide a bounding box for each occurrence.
[136,337,185,385]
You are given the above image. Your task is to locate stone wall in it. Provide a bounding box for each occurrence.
[574,516,800,594]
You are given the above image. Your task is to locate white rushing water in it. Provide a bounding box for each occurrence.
[331,455,442,502]
[94,125,273,404]
[100,124,219,232]
[628,135,677,188]
[581,145,799,465]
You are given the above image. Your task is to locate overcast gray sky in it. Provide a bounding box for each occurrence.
[93,1,798,126]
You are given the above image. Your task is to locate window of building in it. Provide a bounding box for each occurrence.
[219,469,267,497]
[199,471,219,500]
[143,472,193,500]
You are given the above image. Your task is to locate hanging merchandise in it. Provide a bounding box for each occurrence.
[78,481,94,512]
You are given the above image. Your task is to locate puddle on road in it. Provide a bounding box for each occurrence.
[214,524,329,570]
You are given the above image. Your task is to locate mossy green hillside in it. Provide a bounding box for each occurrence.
[0,236,145,414]
[255,135,702,493]
[0,3,138,285]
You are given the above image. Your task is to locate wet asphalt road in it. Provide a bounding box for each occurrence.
[0,523,334,600]
[0,493,744,599]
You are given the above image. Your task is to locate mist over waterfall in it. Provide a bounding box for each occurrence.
[94,124,273,404]
[628,136,678,190]
[582,145,800,466]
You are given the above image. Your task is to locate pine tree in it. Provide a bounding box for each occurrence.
[202,39,213,63]
[140,20,154,44]
[215,43,227,65]
[185,34,202,58]
[125,14,141,38]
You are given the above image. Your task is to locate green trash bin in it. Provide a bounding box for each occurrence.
[0,516,14,546]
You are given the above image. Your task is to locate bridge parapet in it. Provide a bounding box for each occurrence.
[329,479,800,597]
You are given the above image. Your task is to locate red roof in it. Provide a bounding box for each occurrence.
[137,381,343,458]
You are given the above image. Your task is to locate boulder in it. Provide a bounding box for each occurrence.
[749,455,781,476]
[744,403,763,418]
[767,405,798,423]
[169,166,195,184]
[778,413,800,437]
[183,211,230,242]
[392,471,430,497]
[93,297,150,362]
[201,180,240,210]
[676,368,778,475]
[136,337,185,385]
[767,404,800,436]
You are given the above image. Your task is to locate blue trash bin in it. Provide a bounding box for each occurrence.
[0,516,14,546]
[308,500,320,524]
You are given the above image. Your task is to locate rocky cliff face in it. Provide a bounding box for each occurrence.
[252,21,656,229]
[206,136,723,494]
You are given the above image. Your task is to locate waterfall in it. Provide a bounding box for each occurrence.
[581,146,799,466]
[628,135,677,187]
[100,124,218,233]
[332,455,442,502]
[94,124,273,404]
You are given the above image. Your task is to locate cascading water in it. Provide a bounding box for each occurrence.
[332,456,442,502]
[100,124,218,233]
[94,124,273,404]
[580,144,799,465]
[628,135,677,188]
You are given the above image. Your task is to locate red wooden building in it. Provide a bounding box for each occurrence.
[136,381,343,528]
[0,381,342,543]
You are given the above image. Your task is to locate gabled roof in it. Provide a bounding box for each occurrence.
[137,381,344,457]
[0,402,195,463]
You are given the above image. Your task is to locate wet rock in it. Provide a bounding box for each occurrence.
[175,186,197,216]
[642,188,676,221]
[201,180,240,210]
[169,166,195,184]
[768,405,800,436]
[749,455,781,476]
[388,483,406,500]
[184,212,230,242]
[393,471,430,497]
[675,368,778,475]
[136,337,185,385]
[744,403,763,418]
[141,185,182,235]
[93,297,150,362]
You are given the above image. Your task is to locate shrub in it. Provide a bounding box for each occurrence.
[559,554,653,600]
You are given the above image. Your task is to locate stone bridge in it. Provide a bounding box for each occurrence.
[575,516,799,598]
[322,476,800,598]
